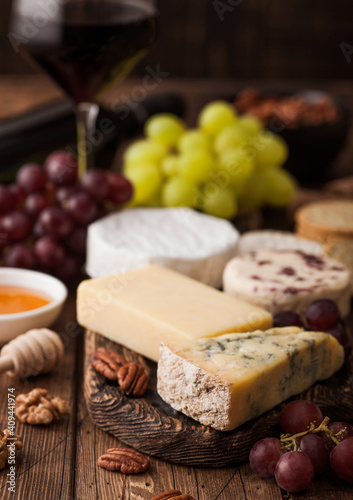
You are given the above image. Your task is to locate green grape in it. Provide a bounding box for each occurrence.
[262,168,297,206]
[144,191,162,207]
[178,129,210,154]
[237,115,263,136]
[253,131,289,168]
[179,152,214,184]
[238,173,267,212]
[200,184,237,219]
[144,113,185,148]
[214,125,247,155]
[161,155,180,177]
[123,160,158,177]
[218,148,255,189]
[124,139,167,167]
[198,101,236,137]
[231,178,247,198]
[125,163,162,204]
[161,176,196,208]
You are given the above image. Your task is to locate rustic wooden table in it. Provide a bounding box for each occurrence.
[0,76,353,500]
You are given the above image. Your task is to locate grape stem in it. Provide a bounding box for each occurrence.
[280,416,343,450]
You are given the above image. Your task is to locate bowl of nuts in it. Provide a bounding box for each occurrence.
[234,88,350,182]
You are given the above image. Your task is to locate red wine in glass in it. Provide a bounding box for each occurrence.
[12,0,158,104]
[11,0,158,173]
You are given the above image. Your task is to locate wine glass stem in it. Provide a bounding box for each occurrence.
[76,102,100,177]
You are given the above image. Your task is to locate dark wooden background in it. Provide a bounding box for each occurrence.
[1,0,353,80]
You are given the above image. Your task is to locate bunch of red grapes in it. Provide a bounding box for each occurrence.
[273,298,352,359]
[0,151,133,282]
[250,400,353,493]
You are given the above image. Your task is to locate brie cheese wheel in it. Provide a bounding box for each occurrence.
[238,230,324,256]
[223,249,351,317]
[86,208,239,287]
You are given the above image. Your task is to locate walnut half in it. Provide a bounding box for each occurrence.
[0,429,23,469]
[16,388,69,425]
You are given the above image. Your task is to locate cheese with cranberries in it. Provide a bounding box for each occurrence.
[223,250,351,317]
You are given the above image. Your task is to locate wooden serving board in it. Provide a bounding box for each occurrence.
[84,329,353,467]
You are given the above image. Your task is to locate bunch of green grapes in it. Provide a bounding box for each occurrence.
[122,101,297,219]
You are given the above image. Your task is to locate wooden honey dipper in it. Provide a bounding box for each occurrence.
[0,328,64,378]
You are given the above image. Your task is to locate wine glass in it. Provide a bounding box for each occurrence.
[10,0,158,177]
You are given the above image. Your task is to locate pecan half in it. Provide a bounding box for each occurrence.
[91,347,127,381]
[151,490,195,500]
[97,447,150,474]
[16,388,69,425]
[117,362,148,397]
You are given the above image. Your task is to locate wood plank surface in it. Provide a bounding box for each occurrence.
[0,289,80,500]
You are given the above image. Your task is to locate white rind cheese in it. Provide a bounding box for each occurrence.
[157,327,344,431]
[238,230,324,256]
[86,207,239,287]
[223,249,351,317]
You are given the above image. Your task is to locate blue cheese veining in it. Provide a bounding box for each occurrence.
[157,327,344,431]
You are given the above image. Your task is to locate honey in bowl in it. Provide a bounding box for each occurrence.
[0,286,52,315]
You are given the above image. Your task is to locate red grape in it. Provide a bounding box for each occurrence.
[44,150,78,186]
[326,323,352,357]
[33,219,45,238]
[34,236,65,268]
[280,400,323,434]
[0,230,8,249]
[80,170,110,201]
[25,192,50,219]
[273,311,304,329]
[107,173,133,205]
[0,211,32,243]
[65,192,98,226]
[8,184,25,207]
[275,451,314,492]
[328,422,353,443]
[305,299,340,331]
[37,206,73,239]
[296,433,331,475]
[330,437,353,483]
[56,185,78,205]
[4,244,36,269]
[55,255,81,282]
[65,227,87,255]
[0,186,15,215]
[45,182,57,204]
[16,163,47,193]
[319,430,336,451]
[249,437,283,477]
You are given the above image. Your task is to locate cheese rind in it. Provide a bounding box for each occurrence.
[157,327,344,431]
[223,249,351,317]
[238,230,324,256]
[86,207,239,287]
[77,265,272,362]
